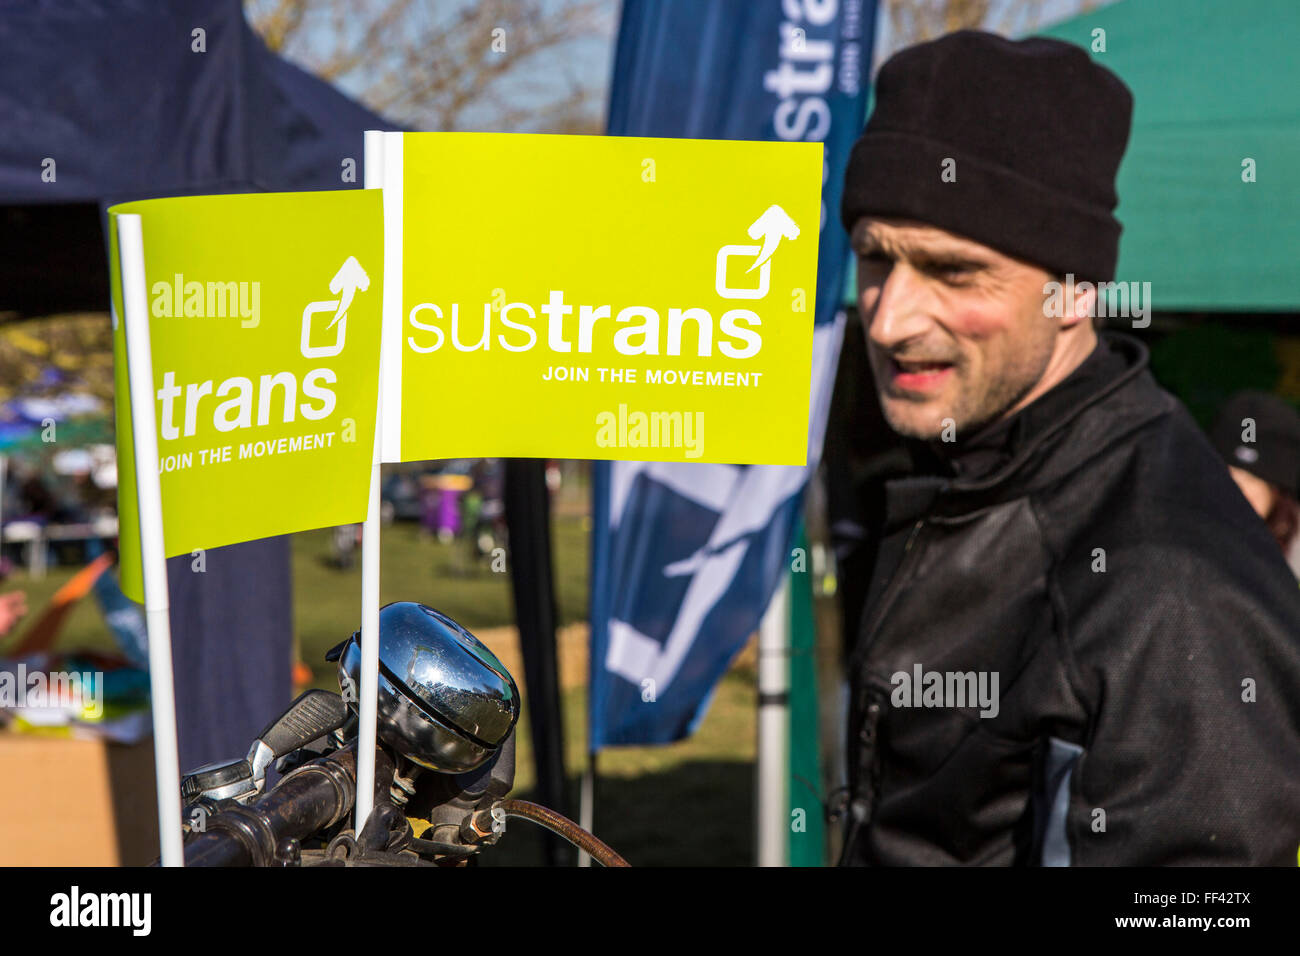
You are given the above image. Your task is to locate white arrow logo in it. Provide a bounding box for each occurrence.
[715,206,800,300]
[301,256,368,359]
[327,256,369,330]
[745,205,800,273]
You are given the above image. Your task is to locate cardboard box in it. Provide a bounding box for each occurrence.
[0,732,160,866]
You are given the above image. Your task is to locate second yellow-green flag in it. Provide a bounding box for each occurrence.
[109,190,384,602]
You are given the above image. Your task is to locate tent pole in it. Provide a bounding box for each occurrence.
[504,458,568,865]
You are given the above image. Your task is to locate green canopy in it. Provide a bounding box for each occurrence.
[1043,0,1300,311]
[843,0,1300,312]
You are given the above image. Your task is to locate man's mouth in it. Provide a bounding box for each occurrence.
[887,356,956,392]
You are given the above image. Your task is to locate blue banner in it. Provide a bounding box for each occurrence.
[589,0,874,747]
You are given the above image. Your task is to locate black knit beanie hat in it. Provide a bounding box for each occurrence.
[841,30,1134,283]
[1211,391,1300,499]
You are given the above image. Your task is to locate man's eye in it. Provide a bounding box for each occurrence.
[859,251,891,267]
[924,264,974,284]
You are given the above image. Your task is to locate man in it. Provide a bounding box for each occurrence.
[836,30,1300,865]
[1210,391,1300,563]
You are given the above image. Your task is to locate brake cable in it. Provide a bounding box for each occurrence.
[497,799,630,867]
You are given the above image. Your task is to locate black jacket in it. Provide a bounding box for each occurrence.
[840,333,1300,865]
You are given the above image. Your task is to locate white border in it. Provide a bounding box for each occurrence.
[379,131,404,463]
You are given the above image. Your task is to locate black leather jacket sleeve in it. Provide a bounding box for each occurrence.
[1059,524,1300,866]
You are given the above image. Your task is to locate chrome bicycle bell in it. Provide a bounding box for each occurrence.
[336,602,520,773]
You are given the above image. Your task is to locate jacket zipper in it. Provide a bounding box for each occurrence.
[841,684,888,863]
[841,518,926,863]
[853,688,887,822]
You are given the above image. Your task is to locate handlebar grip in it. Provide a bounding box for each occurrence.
[184,744,392,866]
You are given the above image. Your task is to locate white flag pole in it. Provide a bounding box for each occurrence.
[354,129,389,832]
[577,751,596,867]
[116,213,185,867]
[756,572,791,867]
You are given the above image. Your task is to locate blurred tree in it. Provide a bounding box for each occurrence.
[882,0,993,45]
[0,314,115,406]
[876,0,1112,67]
[245,0,615,134]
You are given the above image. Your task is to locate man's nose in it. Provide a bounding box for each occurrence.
[864,264,934,350]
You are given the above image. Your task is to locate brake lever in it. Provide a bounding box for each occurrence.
[180,690,350,806]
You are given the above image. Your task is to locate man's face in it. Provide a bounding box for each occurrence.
[1228,466,1275,520]
[853,217,1059,441]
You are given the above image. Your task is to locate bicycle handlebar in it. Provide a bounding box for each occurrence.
[183,744,389,867]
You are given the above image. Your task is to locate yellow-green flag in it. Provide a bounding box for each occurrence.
[109,190,383,602]
[381,132,823,466]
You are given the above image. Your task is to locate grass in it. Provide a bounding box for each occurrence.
[482,673,757,867]
[2,507,763,866]
[289,514,594,677]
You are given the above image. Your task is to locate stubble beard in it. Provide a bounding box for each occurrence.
[873,335,1056,442]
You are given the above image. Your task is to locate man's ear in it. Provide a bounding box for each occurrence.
[1063,276,1095,330]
